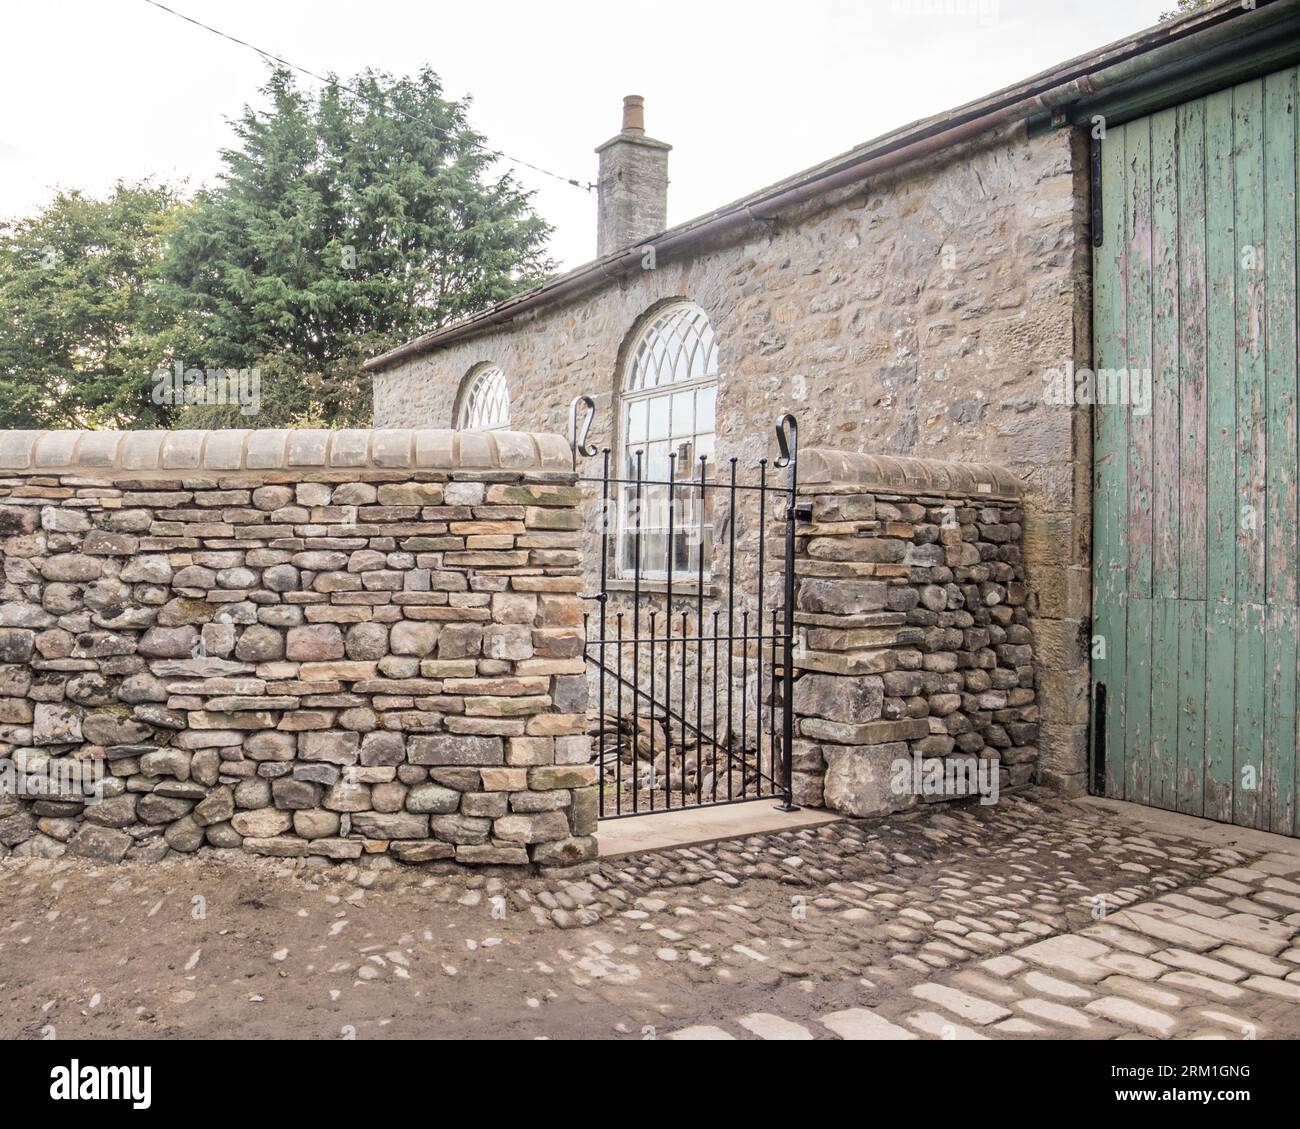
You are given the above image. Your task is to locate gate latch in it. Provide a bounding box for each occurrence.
[792,502,813,525]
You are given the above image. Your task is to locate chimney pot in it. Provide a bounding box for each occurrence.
[622,95,646,135]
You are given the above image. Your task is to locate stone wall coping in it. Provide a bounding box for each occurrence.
[0,429,572,474]
[799,448,1021,500]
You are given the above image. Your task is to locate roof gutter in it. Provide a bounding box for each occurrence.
[363,99,1039,372]
[365,0,1288,373]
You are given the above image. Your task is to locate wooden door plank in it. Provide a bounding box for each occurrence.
[1204,89,1237,608]
[1263,68,1298,608]
[1094,125,1132,800]
[1204,599,1236,823]
[1234,600,1265,829]
[1151,108,1181,601]
[1098,72,1300,840]
[1233,80,1268,609]
[1176,599,1207,817]
[1264,604,1297,836]
[1294,64,1300,842]
[1150,597,1180,810]
[1126,118,1155,599]
[1203,88,1238,830]
[1101,596,1129,802]
[1178,99,1209,601]
[1125,597,1154,805]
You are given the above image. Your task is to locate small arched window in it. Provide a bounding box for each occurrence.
[456,365,512,431]
[619,302,719,579]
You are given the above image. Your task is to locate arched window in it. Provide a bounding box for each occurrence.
[455,365,512,431]
[619,302,719,579]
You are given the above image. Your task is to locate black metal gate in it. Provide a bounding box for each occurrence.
[569,397,802,820]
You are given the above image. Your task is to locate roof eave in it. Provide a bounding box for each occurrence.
[365,0,1297,374]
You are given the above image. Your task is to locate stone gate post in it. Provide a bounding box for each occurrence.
[788,449,1036,817]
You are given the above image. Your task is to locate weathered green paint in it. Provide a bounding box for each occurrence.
[1176,600,1206,816]
[1092,69,1300,838]
[1093,123,1131,800]
[1151,597,1180,811]
[1151,107,1181,602]
[1263,67,1298,610]
[1177,97,1208,602]
[1264,606,1298,836]
[1235,601,1265,829]
[1126,597,1154,806]
[1205,87,1237,610]
[1234,81,1267,609]
[1127,120,1155,599]
[1204,600,1236,824]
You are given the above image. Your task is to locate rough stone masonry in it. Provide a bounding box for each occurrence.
[791,449,1036,816]
[371,122,1093,798]
[0,429,596,870]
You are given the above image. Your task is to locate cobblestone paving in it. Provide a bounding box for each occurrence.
[539,790,1300,1039]
[2,788,1297,1040]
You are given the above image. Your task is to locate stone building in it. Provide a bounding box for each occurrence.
[368,1,1300,837]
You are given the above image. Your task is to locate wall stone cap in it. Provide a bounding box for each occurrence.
[0,429,573,474]
[799,448,1021,500]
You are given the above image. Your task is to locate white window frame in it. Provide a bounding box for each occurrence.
[455,364,512,431]
[617,302,720,582]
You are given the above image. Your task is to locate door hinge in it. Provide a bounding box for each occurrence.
[1090,137,1104,249]
[1091,683,1107,796]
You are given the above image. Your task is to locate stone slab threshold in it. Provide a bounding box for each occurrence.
[1077,796,1300,861]
[596,801,843,858]
[597,795,1300,863]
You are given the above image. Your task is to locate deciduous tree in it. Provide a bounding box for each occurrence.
[0,182,186,428]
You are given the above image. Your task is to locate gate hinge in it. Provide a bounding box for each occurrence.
[792,502,813,524]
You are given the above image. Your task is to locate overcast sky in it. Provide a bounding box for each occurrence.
[1,0,1172,270]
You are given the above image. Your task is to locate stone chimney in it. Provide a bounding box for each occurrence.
[595,95,671,257]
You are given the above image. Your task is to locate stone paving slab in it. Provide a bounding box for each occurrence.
[590,792,1300,1041]
[597,804,843,858]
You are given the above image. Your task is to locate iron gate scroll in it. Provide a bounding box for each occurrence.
[569,396,802,820]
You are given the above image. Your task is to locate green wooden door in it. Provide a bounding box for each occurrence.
[1093,67,1299,836]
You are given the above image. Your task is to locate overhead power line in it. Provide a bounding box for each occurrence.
[139,0,594,191]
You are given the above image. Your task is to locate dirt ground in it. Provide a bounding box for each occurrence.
[3,790,1299,1041]
[0,854,640,1040]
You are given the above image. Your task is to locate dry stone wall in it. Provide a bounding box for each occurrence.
[371,122,1092,794]
[0,429,596,871]
[790,449,1035,816]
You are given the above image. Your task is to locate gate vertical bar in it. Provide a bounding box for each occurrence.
[741,611,750,797]
[615,614,624,816]
[775,415,800,812]
[631,449,643,815]
[665,452,675,810]
[695,455,707,805]
[755,459,768,797]
[769,608,779,800]
[725,458,738,801]
[711,611,720,801]
[597,448,611,820]
[680,610,688,809]
[648,611,657,811]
